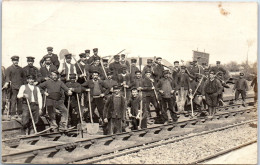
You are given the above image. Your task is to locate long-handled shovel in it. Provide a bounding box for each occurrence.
[76,94,86,138]
[26,99,38,134]
[189,90,194,117]
[138,91,143,130]
[86,92,99,134]
[66,96,71,126]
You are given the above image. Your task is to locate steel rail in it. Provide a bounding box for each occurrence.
[2,106,256,163]
[72,119,258,164]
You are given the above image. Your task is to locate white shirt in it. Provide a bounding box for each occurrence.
[17,84,43,109]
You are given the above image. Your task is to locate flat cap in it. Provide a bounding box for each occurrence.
[135,70,141,74]
[102,59,108,63]
[156,57,162,60]
[27,74,36,80]
[145,70,152,74]
[131,59,137,63]
[26,56,35,62]
[79,53,86,58]
[44,56,51,60]
[216,61,221,64]
[47,47,53,51]
[114,55,120,59]
[147,59,153,63]
[174,61,179,64]
[193,60,197,63]
[65,54,72,59]
[121,54,126,57]
[163,70,170,75]
[92,70,100,74]
[11,56,19,61]
[85,49,90,53]
[181,66,186,69]
[209,70,215,74]
[51,70,59,75]
[93,48,98,52]
[94,56,101,61]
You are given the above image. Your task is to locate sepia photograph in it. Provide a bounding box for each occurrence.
[1,1,258,164]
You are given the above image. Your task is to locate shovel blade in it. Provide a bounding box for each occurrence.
[86,123,99,134]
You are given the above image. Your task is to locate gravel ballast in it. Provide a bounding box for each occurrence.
[97,122,257,164]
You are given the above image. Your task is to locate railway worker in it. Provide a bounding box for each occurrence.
[82,71,106,124]
[59,54,77,82]
[142,59,155,79]
[251,74,258,104]
[38,71,73,131]
[84,49,91,64]
[202,71,223,117]
[38,56,58,83]
[3,56,25,118]
[102,58,110,74]
[153,57,164,83]
[103,85,126,135]
[109,55,123,80]
[142,70,160,121]
[129,70,143,91]
[117,66,131,100]
[65,74,82,127]
[120,54,130,72]
[75,53,89,84]
[157,70,178,123]
[175,66,191,114]
[210,61,227,80]
[86,57,106,80]
[17,75,43,135]
[103,71,118,99]
[172,61,180,80]
[233,73,248,106]
[88,48,100,65]
[23,57,41,85]
[40,47,60,69]
[129,59,140,82]
[127,88,145,130]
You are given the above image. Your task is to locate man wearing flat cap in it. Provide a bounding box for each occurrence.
[40,47,60,69]
[172,61,180,80]
[39,56,58,83]
[233,72,248,106]
[3,56,26,118]
[59,53,77,82]
[23,56,41,85]
[120,54,130,72]
[129,59,140,82]
[88,48,100,65]
[142,59,155,79]
[102,58,110,74]
[85,56,106,80]
[109,55,123,80]
[153,57,164,83]
[210,61,227,81]
[84,49,91,64]
[75,53,89,84]
[117,66,131,100]
[103,71,118,98]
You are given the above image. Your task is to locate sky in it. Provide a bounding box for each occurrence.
[2,1,258,68]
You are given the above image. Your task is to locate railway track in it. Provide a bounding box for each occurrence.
[2,102,257,164]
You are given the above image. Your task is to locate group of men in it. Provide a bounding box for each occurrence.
[2,47,256,135]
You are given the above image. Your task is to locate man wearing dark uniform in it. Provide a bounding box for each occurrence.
[103,85,126,135]
[129,59,140,82]
[75,53,89,84]
[65,74,83,127]
[40,47,60,69]
[3,56,25,117]
[88,48,100,65]
[142,70,160,120]
[203,71,223,117]
[157,70,178,123]
[142,59,155,79]
[172,61,180,80]
[103,71,118,98]
[17,75,43,135]
[233,73,248,106]
[84,49,91,64]
[39,56,58,83]
[38,71,73,131]
[153,57,164,82]
[86,57,106,80]
[102,58,110,74]
[120,54,130,72]
[130,71,143,91]
[23,56,41,85]
[109,55,123,80]
[117,66,131,100]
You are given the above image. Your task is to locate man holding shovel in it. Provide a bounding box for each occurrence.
[17,75,43,135]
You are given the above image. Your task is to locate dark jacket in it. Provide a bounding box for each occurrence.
[81,79,106,98]
[109,61,123,79]
[203,78,223,96]
[103,94,126,119]
[142,65,155,79]
[5,65,26,90]
[23,65,41,83]
[142,77,156,97]
[157,77,177,98]
[103,79,118,95]
[127,96,141,116]
[40,53,60,69]
[176,72,191,90]
[65,81,82,107]
[39,64,57,83]
[129,65,140,82]
[153,64,164,82]
[85,64,105,80]
[233,78,248,91]
[130,78,143,89]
